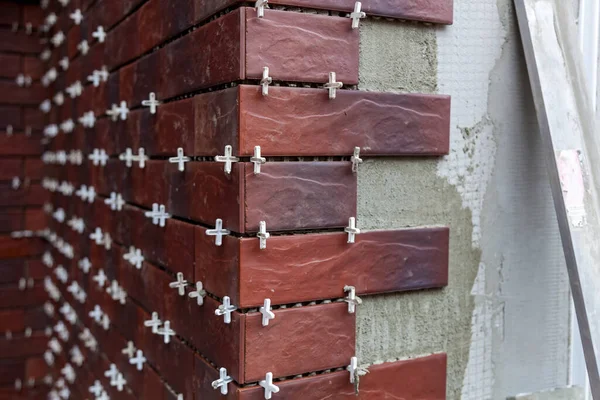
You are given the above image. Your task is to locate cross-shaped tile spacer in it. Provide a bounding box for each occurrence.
[259,372,280,399]
[206,218,230,246]
[257,221,270,250]
[70,9,83,25]
[79,111,95,128]
[124,246,144,269]
[88,148,109,166]
[144,203,170,227]
[98,66,109,82]
[169,272,188,296]
[54,266,68,283]
[51,31,65,47]
[188,281,207,306]
[134,148,148,168]
[347,356,358,383]
[87,71,101,87]
[104,364,118,383]
[97,391,109,400]
[59,182,74,196]
[62,363,76,383]
[106,103,120,121]
[169,147,191,171]
[44,124,58,137]
[100,314,110,330]
[93,269,107,288]
[40,99,51,113]
[89,381,103,397]
[350,2,366,29]
[78,328,92,341]
[119,148,135,167]
[106,280,122,301]
[113,372,126,391]
[59,57,69,71]
[251,145,266,174]
[78,257,91,273]
[211,367,233,395]
[157,320,176,344]
[77,40,89,55]
[40,49,51,61]
[67,81,83,98]
[46,12,57,26]
[344,217,360,243]
[116,101,129,120]
[44,350,54,366]
[142,92,161,114]
[56,151,67,165]
[121,341,136,358]
[16,74,32,87]
[129,350,146,371]
[42,252,53,267]
[89,305,103,322]
[260,66,272,96]
[215,296,237,324]
[54,92,64,105]
[260,298,275,326]
[70,346,84,366]
[130,249,144,269]
[105,192,125,211]
[61,119,75,133]
[53,208,65,222]
[324,72,343,99]
[144,312,162,334]
[343,285,362,313]
[351,147,362,173]
[214,145,239,174]
[58,387,70,399]
[49,338,62,353]
[92,26,106,43]
[85,186,96,203]
[255,0,268,17]
[89,227,104,245]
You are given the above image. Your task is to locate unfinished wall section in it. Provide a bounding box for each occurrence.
[357,0,572,398]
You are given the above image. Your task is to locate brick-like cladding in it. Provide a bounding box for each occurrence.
[1,0,454,398]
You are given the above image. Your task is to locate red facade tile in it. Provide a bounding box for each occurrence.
[0,159,23,180]
[0,54,21,78]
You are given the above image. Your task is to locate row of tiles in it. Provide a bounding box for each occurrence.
[47,84,451,157]
[44,265,447,398]
[43,183,449,307]
[44,0,453,67]
[47,159,358,233]
[47,7,359,105]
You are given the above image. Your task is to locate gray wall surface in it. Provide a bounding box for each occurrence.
[356,1,572,399]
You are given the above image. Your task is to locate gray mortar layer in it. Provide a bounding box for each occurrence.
[357,19,480,399]
[356,2,571,399]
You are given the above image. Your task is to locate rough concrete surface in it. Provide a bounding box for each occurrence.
[507,386,585,400]
[357,0,571,399]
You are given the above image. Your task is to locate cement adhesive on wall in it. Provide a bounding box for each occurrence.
[356,0,571,398]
